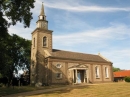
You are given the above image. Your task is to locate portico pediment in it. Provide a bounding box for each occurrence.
[77,64,88,68]
[68,64,88,70]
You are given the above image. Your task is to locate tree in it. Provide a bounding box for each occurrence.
[113,67,121,72]
[0,34,31,85]
[0,0,35,37]
[0,0,34,85]
[0,0,35,65]
[0,34,10,76]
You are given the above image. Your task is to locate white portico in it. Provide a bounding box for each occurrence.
[68,64,89,84]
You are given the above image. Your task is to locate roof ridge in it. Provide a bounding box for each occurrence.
[52,49,111,63]
[52,49,98,56]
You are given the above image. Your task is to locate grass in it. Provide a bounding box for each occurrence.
[0,85,64,96]
[27,82,130,97]
[0,86,36,96]
[1,82,130,97]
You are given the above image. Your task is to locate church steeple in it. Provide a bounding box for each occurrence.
[40,3,45,16]
[39,3,46,20]
[36,3,48,29]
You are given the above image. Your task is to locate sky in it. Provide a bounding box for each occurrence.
[8,0,130,70]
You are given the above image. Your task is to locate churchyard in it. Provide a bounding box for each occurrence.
[0,82,130,97]
[27,82,130,97]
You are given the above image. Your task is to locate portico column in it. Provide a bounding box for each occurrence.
[75,69,77,83]
[84,70,85,83]
[72,70,74,83]
[87,69,89,83]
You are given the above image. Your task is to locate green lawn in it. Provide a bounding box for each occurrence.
[27,82,130,97]
[1,82,130,97]
[0,85,63,96]
[0,86,36,96]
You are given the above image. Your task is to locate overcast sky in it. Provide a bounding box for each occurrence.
[8,0,130,70]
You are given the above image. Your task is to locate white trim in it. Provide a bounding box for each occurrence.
[98,53,111,62]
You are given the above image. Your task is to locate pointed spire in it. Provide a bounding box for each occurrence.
[40,2,45,16]
[37,2,48,29]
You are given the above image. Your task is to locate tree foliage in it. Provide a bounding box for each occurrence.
[113,67,121,72]
[0,0,34,84]
[0,0,35,31]
[124,76,130,82]
[3,0,34,26]
[0,34,31,84]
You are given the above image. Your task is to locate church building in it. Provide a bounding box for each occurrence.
[30,3,113,86]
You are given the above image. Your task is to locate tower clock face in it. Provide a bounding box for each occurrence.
[41,21,47,29]
[44,22,47,29]
[37,21,48,29]
[44,22,46,26]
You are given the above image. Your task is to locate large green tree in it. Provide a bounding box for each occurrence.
[0,0,35,84]
[0,34,31,84]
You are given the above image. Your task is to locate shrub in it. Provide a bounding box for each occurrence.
[0,83,4,87]
[0,73,3,78]
[124,76,130,82]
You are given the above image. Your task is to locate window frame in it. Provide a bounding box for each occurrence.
[56,72,62,79]
[105,67,109,78]
[42,36,48,47]
[95,66,100,78]
[56,64,62,68]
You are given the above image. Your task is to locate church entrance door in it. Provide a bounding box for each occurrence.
[77,71,81,83]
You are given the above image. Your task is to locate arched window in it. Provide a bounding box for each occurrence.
[95,66,100,78]
[43,36,47,47]
[105,67,109,78]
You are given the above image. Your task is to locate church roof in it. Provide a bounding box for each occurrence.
[51,49,111,63]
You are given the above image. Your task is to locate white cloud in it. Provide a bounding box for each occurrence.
[31,0,130,13]
[53,23,130,46]
[101,49,130,69]
[8,23,34,40]
[44,2,130,12]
